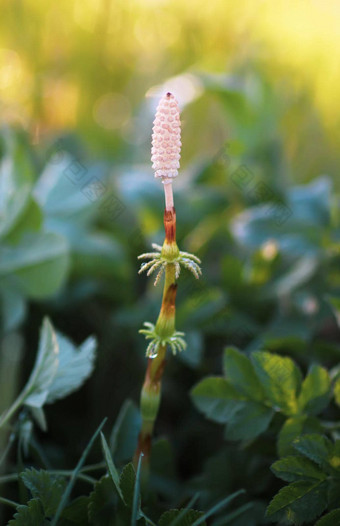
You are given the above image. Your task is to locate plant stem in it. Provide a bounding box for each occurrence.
[134,205,177,472]
[0,388,28,431]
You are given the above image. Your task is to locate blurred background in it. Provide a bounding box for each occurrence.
[1,0,340,523]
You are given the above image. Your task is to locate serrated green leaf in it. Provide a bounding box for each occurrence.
[266,480,328,525]
[223,347,264,401]
[293,434,333,468]
[298,365,331,415]
[158,509,205,526]
[224,401,274,441]
[20,468,66,517]
[100,432,124,502]
[119,463,136,510]
[251,351,302,415]
[315,509,340,526]
[8,498,46,526]
[271,456,326,483]
[190,377,244,423]
[88,476,117,526]
[24,317,59,409]
[46,332,96,404]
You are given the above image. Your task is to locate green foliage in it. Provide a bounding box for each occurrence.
[192,346,340,524]
[251,351,301,416]
[267,435,340,524]
[297,365,331,416]
[315,509,340,525]
[0,316,97,431]
[266,480,328,525]
[20,468,66,517]
[88,476,117,526]
[8,498,47,526]
[1,61,340,526]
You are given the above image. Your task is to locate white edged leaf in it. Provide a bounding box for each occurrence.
[24,317,59,409]
[45,332,96,404]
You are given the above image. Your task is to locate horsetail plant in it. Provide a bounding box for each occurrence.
[134,92,202,471]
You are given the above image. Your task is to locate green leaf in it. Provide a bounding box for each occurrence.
[51,418,107,526]
[266,480,328,525]
[277,416,323,457]
[223,347,264,401]
[20,468,66,517]
[24,317,59,410]
[271,456,326,483]
[88,476,117,526]
[6,198,42,244]
[46,332,96,404]
[158,509,205,526]
[224,401,274,441]
[327,478,340,509]
[0,131,34,240]
[0,283,26,332]
[334,378,340,407]
[315,509,340,526]
[190,377,244,423]
[100,432,124,501]
[8,498,46,526]
[329,441,340,471]
[298,365,331,415]
[251,351,302,415]
[0,232,69,299]
[60,496,90,525]
[293,434,333,468]
[110,400,141,464]
[119,463,136,509]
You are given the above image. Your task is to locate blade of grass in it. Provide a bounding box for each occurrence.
[0,496,20,509]
[51,417,107,526]
[212,502,253,525]
[131,453,143,526]
[0,471,96,485]
[100,432,124,501]
[140,510,158,526]
[191,489,245,526]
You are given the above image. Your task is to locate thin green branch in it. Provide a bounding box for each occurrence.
[0,496,19,509]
